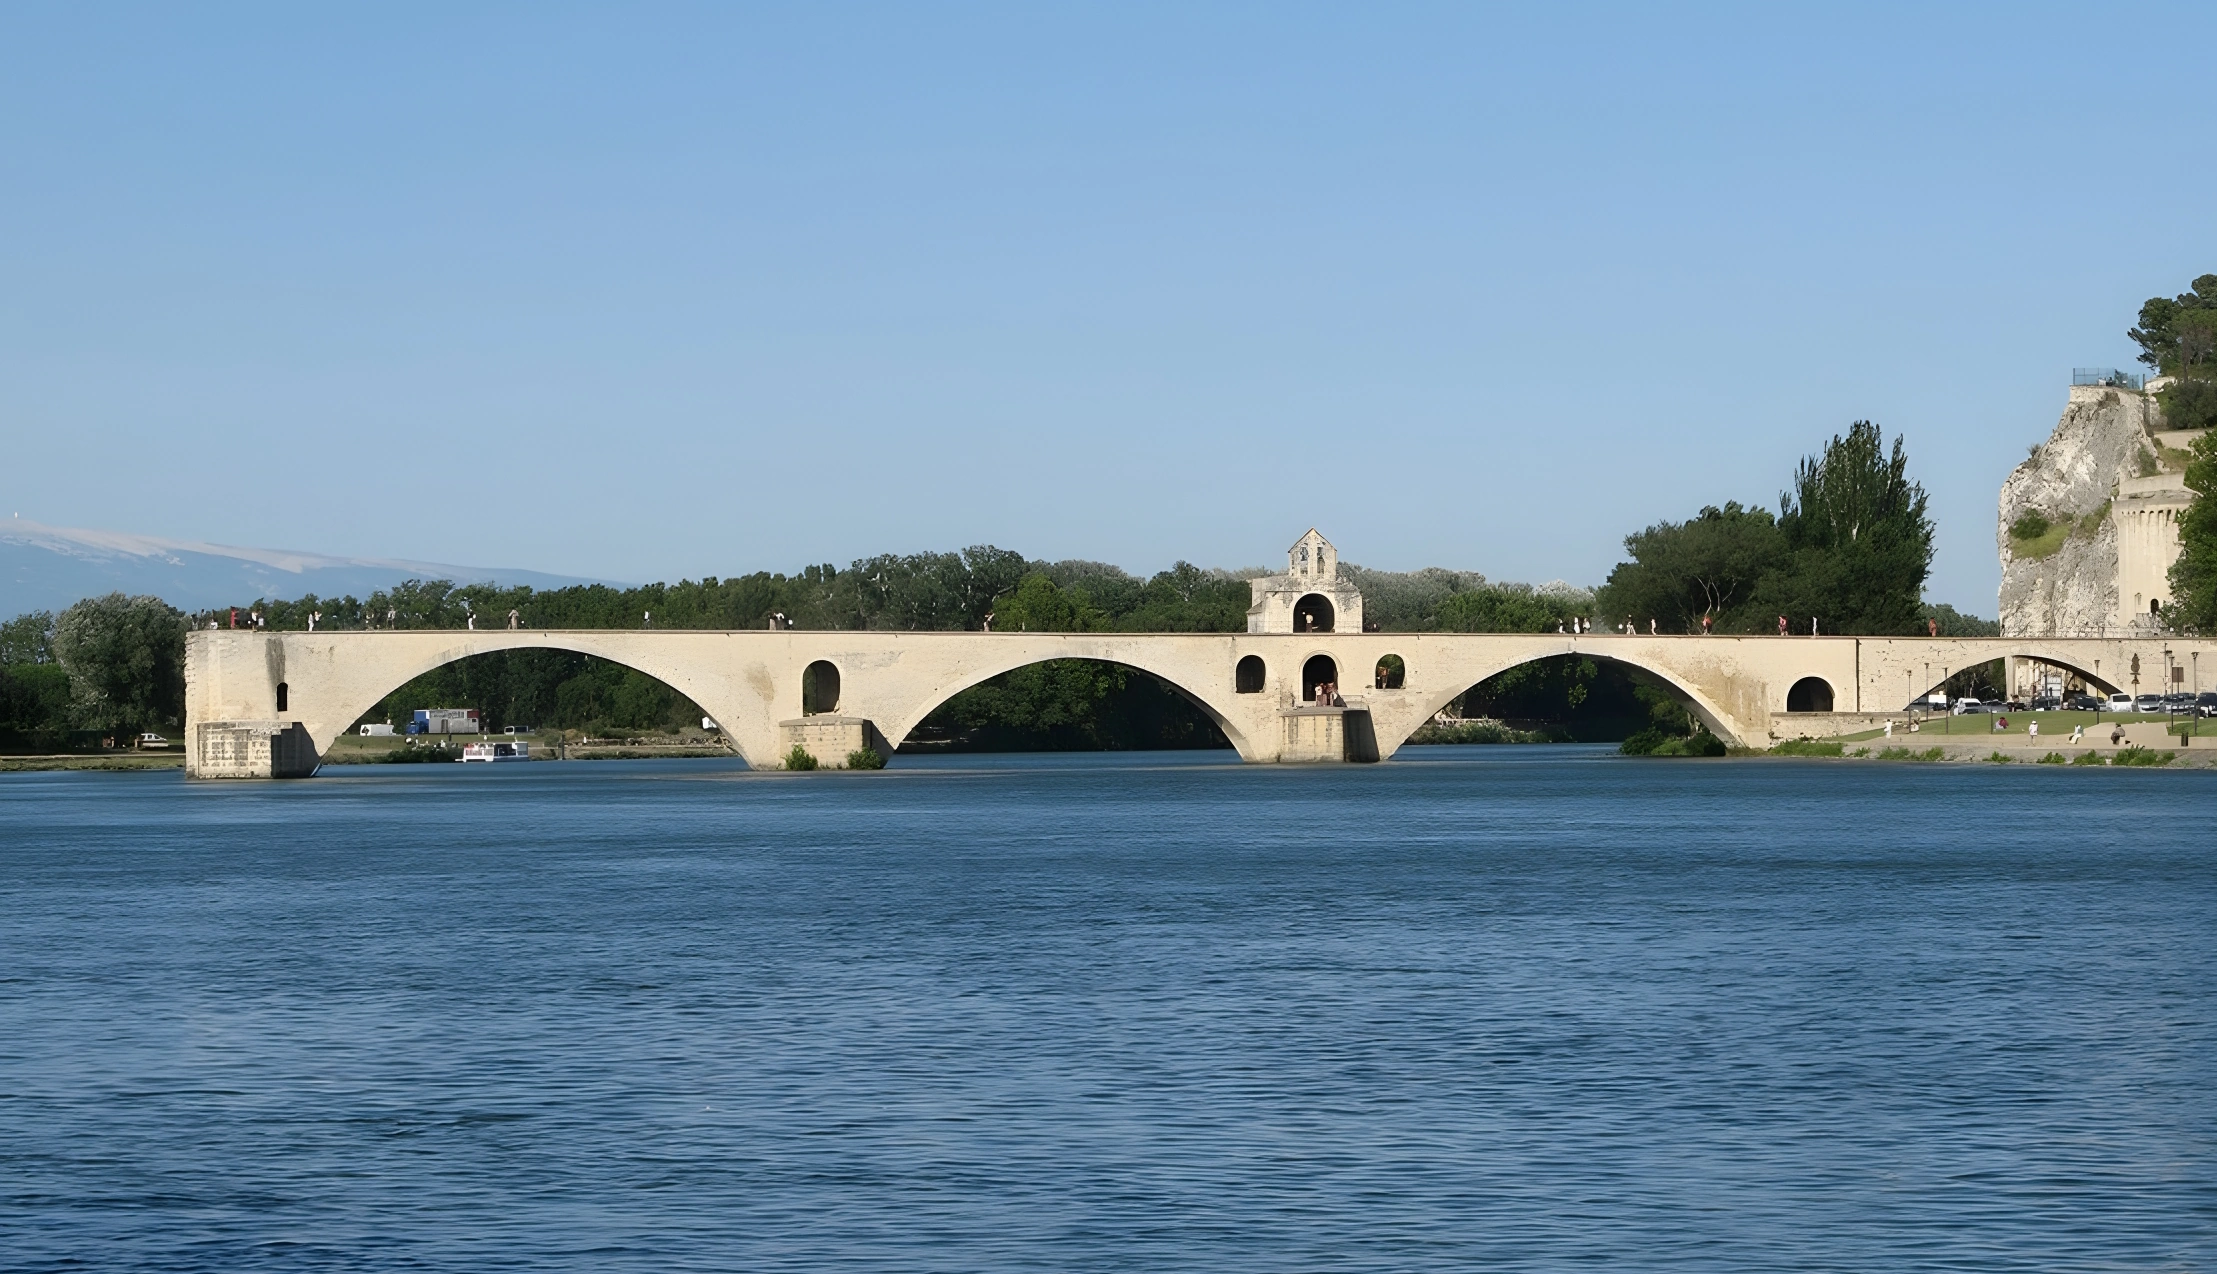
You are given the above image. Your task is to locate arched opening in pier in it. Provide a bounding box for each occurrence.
[904,658,1234,755]
[275,682,288,713]
[1785,677,1833,713]
[802,661,841,715]
[1302,655,1338,704]
[1374,654,1405,690]
[1293,594,1335,633]
[1235,654,1265,693]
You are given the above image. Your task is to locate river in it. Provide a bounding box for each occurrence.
[2,748,2211,1270]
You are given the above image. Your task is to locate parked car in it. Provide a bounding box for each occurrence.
[2107,693,2136,712]
[2134,694,2165,713]
[2199,692,2217,718]
[135,732,170,750]
[2162,693,2196,714]
[2029,695,2061,711]
[1953,698,1988,714]
[2063,693,2102,711]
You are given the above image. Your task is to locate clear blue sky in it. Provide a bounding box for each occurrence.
[4,3,2212,610]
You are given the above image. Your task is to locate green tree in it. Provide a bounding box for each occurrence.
[1116,563,1253,632]
[1753,421,1933,634]
[1436,584,1581,632]
[51,593,188,732]
[2167,428,2217,633]
[2,611,56,665]
[990,573,1104,633]
[2128,274,2217,372]
[0,664,73,739]
[2159,375,2217,433]
[1595,502,1784,632]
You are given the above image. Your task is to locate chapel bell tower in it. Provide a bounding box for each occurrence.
[1247,528,1365,634]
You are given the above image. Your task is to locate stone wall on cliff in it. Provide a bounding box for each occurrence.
[1996,385,2162,636]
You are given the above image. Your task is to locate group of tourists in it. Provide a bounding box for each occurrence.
[1555,617,1663,635]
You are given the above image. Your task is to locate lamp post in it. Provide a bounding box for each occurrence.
[2164,647,2175,732]
[1943,666,1950,734]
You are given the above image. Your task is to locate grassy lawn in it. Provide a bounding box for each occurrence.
[1824,711,2201,744]
[0,752,183,772]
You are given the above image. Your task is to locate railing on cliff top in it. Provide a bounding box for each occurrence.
[2072,367,2147,391]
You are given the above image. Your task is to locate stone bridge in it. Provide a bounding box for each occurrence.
[182,629,2217,776]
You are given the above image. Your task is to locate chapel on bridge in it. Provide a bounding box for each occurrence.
[1247,529,1365,634]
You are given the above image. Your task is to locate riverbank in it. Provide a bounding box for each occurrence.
[0,753,182,772]
[1752,737,2215,768]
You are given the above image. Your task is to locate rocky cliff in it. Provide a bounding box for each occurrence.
[1996,385,2164,636]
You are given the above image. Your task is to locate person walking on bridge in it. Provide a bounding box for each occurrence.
[1778,615,1788,637]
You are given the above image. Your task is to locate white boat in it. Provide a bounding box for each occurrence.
[460,741,529,763]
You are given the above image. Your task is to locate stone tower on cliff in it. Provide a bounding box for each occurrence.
[1997,373,2203,636]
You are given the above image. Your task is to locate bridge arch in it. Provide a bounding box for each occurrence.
[876,641,1261,761]
[1387,645,1748,755]
[266,632,754,766]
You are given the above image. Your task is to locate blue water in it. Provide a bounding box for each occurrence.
[2,748,2212,1271]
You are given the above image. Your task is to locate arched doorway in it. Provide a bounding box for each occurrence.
[1786,676,1834,713]
[1235,654,1265,693]
[803,660,841,715]
[1293,594,1335,633]
[1303,654,1338,704]
[1374,654,1405,689]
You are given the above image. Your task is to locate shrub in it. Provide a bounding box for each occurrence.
[378,743,459,763]
[1986,750,2012,763]
[1770,738,1844,757]
[2071,750,2104,766]
[783,744,819,771]
[1627,730,1727,757]
[844,746,886,770]
[1876,746,1945,762]
[2009,510,2051,541]
[1619,729,1664,755]
[2114,746,2175,767]
[2036,751,2067,765]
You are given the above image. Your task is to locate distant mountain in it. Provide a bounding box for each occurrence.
[0,518,616,618]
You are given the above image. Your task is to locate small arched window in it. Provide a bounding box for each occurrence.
[1235,655,1265,694]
